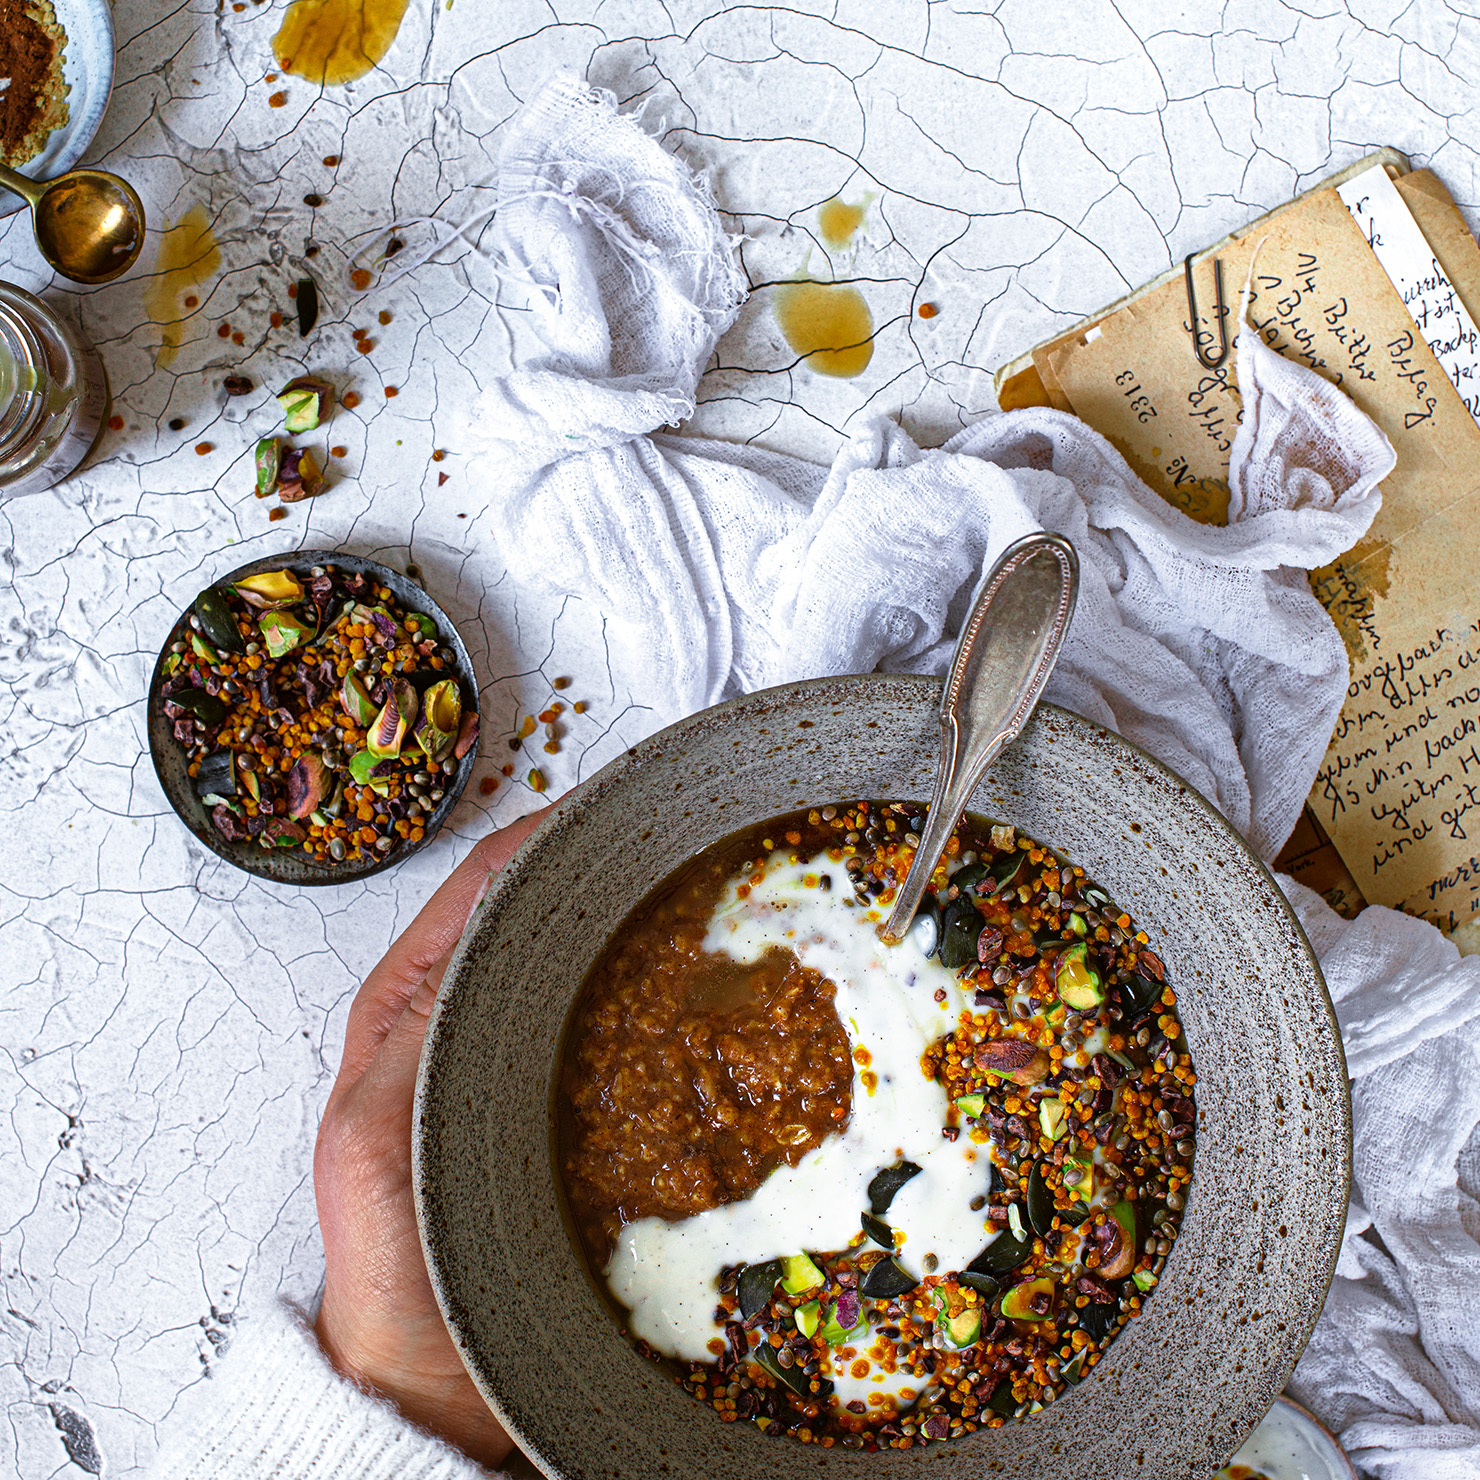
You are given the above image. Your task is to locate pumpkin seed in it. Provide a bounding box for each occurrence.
[859,1257,917,1299]
[193,588,244,654]
[1026,1162,1055,1236]
[867,1161,922,1215]
[737,1258,782,1319]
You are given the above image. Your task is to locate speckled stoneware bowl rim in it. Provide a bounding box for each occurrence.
[415,675,1352,1479]
[146,548,478,886]
[0,0,117,218]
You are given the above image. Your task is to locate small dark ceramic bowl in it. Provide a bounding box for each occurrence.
[414,676,1352,1479]
[147,549,478,886]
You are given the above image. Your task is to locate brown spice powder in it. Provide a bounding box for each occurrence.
[0,0,69,168]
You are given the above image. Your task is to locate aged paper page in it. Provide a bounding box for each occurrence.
[1038,179,1480,924]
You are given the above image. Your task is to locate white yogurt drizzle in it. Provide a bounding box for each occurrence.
[606,851,1019,1395]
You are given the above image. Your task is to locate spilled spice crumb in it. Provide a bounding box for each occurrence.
[384,386,398,397]
[378,309,392,325]
[330,445,347,458]
[501,763,514,777]
[107,415,124,431]
[217,323,231,338]
[553,676,572,690]
[431,448,445,462]
[479,777,497,795]
[268,507,287,521]
[356,341,373,355]
[573,700,588,713]
[342,391,360,409]
[184,294,198,308]
[287,282,298,299]
[918,302,938,318]
[350,269,372,291]
[268,91,287,107]
[168,417,186,431]
[322,154,339,166]
[438,472,449,485]
[194,442,213,454]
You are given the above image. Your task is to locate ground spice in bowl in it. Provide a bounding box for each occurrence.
[0,0,70,168]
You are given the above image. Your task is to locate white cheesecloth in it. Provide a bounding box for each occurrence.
[460,71,1480,1478]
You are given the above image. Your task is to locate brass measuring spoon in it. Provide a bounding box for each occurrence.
[879,532,1079,945]
[0,162,146,285]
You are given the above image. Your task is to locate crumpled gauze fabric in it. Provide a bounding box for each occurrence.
[1283,881,1480,1480]
[467,72,1392,863]
[457,70,1480,1478]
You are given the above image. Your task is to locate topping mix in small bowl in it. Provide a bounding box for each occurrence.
[147,551,479,883]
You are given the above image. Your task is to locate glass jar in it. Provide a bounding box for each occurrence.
[0,281,109,498]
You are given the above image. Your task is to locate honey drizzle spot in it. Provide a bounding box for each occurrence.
[146,205,222,369]
[774,281,875,378]
[818,196,865,249]
[273,0,413,85]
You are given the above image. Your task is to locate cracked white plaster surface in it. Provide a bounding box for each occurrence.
[1,1,1477,1474]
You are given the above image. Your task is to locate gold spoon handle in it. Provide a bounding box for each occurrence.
[0,162,44,207]
[878,532,1079,945]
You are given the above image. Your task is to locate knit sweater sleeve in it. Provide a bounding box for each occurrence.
[145,1300,510,1480]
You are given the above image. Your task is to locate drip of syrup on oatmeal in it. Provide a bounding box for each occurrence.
[273,0,412,85]
[146,205,222,369]
[774,280,875,378]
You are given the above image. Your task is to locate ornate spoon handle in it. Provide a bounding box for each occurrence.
[878,532,1079,945]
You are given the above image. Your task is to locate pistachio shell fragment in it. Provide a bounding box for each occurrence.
[973,1038,1051,1086]
[340,672,378,726]
[254,437,280,498]
[412,678,461,762]
[276,375,334,433]
[368,677,418,758]
[1093,1200,1136,1279]
[236,570,305,608]
[1000,1275,1055,1322]
[1056,941,1104,1009]
[348,749,383,785]
[277,447,325,503]
[452,709,479,760]
[287,752,328,819]
[258,609,313,659]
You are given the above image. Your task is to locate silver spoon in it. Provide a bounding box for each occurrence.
[878,531,1079,945]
